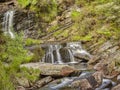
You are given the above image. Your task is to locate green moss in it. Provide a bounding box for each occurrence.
[25,38,41,46]
[31,47,44,62]
[17,67,40,83]
[0,61,15,90]
[48,25,59,33]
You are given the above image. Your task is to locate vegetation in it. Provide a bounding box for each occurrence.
[0,0,120,89]
[0,32,40,90]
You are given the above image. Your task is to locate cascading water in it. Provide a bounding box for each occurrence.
[42,42,91,64]
[54,45,63,64]
[3,10,15,38]
[67,42,91,58]
[43,45,54,64]
[67,49,77,63]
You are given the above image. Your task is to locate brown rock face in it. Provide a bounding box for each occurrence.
[112,84,120,90]
[71,79,93,90]
[71,71,103,89]
[31,76,53,89]
[60,66,76,76]
[20,63,80,78]
[16,86,25,90]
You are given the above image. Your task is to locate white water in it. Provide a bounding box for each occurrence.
[42,42,91,64]
[68,49,77,63]
[67,42,91,58]
[3,10,15,38]
[44,45,54,64]
[55,45,63,64]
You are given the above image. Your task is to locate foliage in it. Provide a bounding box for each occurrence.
[31,47,44,62]
[18,0,37,8]
[18,0,57,22]
[24,38,41,46]
[0,34,33,64]
[17,67,40,84]
[0,61,15,90]
[0,30,33,89]
[70,0,120,42]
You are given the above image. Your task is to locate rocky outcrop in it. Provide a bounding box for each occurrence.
[71,71,103,89]
[89,40,120,79]
[30,76,53,89]
[112,84,120,90]
[21,63,81,78]
[16,86,25,90]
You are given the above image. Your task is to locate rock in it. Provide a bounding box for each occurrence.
[16,86,25,90]
[95,79,114,90]
[117,75,120,83]
[74,53,91,62]
[71,79,93,89]
[16,77,30,88]
[92,71,103,86]
[88,55,101,65]
[94,63,106,71]
[71,71,103,89]
[21,63,80,78]
[112,84,120,90]
[98,41,113,53]
[30,76,53,89]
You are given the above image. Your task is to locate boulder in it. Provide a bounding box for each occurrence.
[71,71,103,89]
[30,76,53,89]
[16,86,25,90]
[21,63,80,78]
[74,53,91,62]
[112,84,120,90]
[16,77,30,88]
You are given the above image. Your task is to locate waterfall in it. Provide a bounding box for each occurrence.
[55,45,63,64]
[67,42,91,58]
[44,45,54,64]
[42,42,91,64]
[68,49,77,63]
[3,10,15,38]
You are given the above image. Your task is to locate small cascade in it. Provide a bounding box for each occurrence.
[44,45,54,64]
[54,45,63,64]
[67,42,91,58]
[3,10,15,38]
[67,49,77,63]
[42,42,91,64]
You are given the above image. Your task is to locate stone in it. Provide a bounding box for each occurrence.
[20,63,80,78]
[117,75,120,83]
[88,55,101,65]
[74,53,91,61]
[16,77,30,88]
[94,63,106,71]
[71,71,103,89]
[30,76,53,89]
[112,84,120,90]
[16,86,25,90]
[71,79,92,89]
[92,71,103,86]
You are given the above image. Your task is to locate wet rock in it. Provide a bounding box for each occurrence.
[16,77,30,88]
[30,76,53,89]
[71,79,92,90]
[16,86,25,90]
[117,75,120,83]
[71,71,103,89]
[96,79,115,90]
[21,63,80,78]
[74,53,91,62]
[92,71,103,86]
[112,84,120,90]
